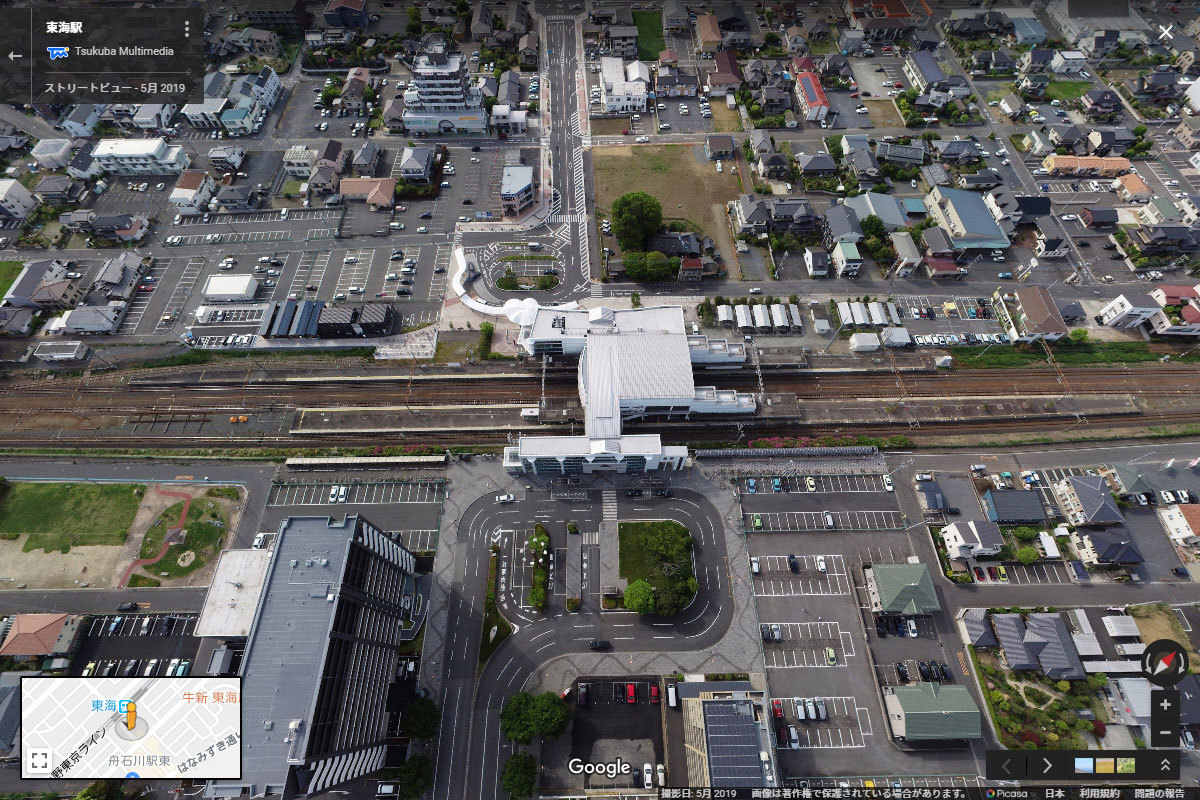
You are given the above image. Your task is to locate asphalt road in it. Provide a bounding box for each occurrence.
[434,484,731,800]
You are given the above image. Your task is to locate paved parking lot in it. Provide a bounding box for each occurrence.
[70,613,201,678]
[753,553,850,596]
[773,696,872,749]
[761,620,855,669]
[267,480,444,506]
[746,508,905,532]
[741,474,887,494]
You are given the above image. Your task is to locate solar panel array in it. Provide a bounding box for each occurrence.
[702,700,768,788]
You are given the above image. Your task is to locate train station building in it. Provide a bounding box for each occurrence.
[503,305,753,474]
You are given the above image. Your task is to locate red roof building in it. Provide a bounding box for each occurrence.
[794,71,829,121]
[0,614,80,656]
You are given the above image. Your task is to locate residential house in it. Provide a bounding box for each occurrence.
[924,186,1011,250]
[804,18,831,41]
[994,285,1068,343]
[1047,122,1084,149]
[973,50,1015,75]
[32,176,84,206]
[796,152,838,175]
[0,180,36,220]
[1050,49,1087,74]
[844,192,907,230]
[2,259,72,308]
[646,232,702,257]
[849,148,881,180]
[931,140,977,164]
[707,51,743,96]
[382,98,404,131]
[833,241,862,277]
[168,170,218,215]
[903,52,948,94]
[1019,73,1051,98]
[722,30,753,51]
[749,130,774,155]
[941,520,1004,559]
[1099,294,1161,328]
[213,184,258,212]
[663,0,689,33]
[60,104,102,137]
[208,146,246,174]
[921,163,952,186]
[1140,196,1183,225]
[1078,29,1121,57]
[890,231,922,276]
[985,191,1051,226]
[0,614,81,657]
[921,226,964,279]
[1023,128,1055,156]
[713,3,749,31]
[397,147,435,184]
[490,104,527,135]
[1174,117,1200,149]
[876,141,925,166]
[731,194,773,235]
[470,2,493,38]
[1125,67,1181,104]
[696,13,722,53]
[654,65,700,97]
[518,32,539,68]
[1035,232,1071,258]
[1081,206,1119,229]
[314,140,347,174]
[29,139,72,171]
[213,27,282,59]
[1131,225,1200,257]
[608,25,639,59]
[1087,127,1137,156]
[757,149,791,180]
[784,25,807,54]
[1018,49,1055,74]
[324,0,369,28]
[859,17,910,42]
[307,165,339,196]
[181,98,229,129]
[1180,195,1200,224]
[999,93,1024,118]
[758,86,792,113]
[957,172,1001,191]
[805,246,832,276]
[1057,475,1124,527]
[705,135,736,160]
[245,0,310,34]
[822,204,864,246]
[1082,89,1123,117]
[1008,17,1048,46]
[1042,154,1130,176]
[1072,528,1144,566]
[57,211,148,243]
[132,103,177,131]
[340,67,370,112]
[338,177,396,212]
[0,307,34,336]
[990,613,1086,679]
[283,145,316,178]
[56,302,128,335]
[793,71,829,120]
[352,141,381,176]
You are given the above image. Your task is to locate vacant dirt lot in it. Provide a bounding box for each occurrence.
[592,143,740,264]
[864,99,904,127]
[708,102,742,132]
[590,117,631,136]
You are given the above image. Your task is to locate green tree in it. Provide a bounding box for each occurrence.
[501,692,537,744]
[1013,526,1039,542]
[630,291,642,308]
[624,579,656,613]
[1015,546,1040,565]
[642,521,692,563]
[1055,680,1071,693]
[456,0,470,12]
[763,32,781,46]
[655,585,685,616]
[527,100,539,113]
[395,755,434,800]
[1132,124,1147,138]
[859,214,886,239]
[406,6,423,36]
[403,696,440,740]
[75,782,131,800]
[1068,328,1088,343]
[501,752,538,799]
[530,691,570,738]
[611,191,663,251]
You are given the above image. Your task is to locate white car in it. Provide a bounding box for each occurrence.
[750,556,761,574]
[1060,214,1078,221]
[883,475,894,492]
[635,135,649,143]
[855,107,869,114]
[343,256,358,264]
[496,493,515,503]
[816,556,827,573]
[631,114,641,120]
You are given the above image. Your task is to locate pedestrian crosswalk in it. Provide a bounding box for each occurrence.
[590,284,604,298]
[601,490,617,521]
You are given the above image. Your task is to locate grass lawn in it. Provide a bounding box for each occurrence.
[950,340,1200,369]
[281,179,305,196]
[1045,81,1092,101]
[0,482,144,553]
[708,101,742,132]
[433,340,478,363]
[128,574,161,588]
[809,28,837,54]
[633,10,665,61]
[138,498,228,577]
[617,520,696,601]
[0,261,24,300]
[592,144,740,259]
[1130,603,1199,665]
[863,99,904,127]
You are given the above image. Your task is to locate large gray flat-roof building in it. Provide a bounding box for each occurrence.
[205,515,417,800]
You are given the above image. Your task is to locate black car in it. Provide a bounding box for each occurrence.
[1102,243,1117,250]
[875,617,888,638]
[577,683,589,707]
[1109,253,1124,260]
[1077,240,1090,247]
[761,624,772,641]
[117,602,137,612]
[462,198,474,205]
[787,554,799,573]
[625,489,643,497]
[396,288,411,295]
[896,663,910,682]
[939,663,953,682]
[434,266,447,273]
[419,211,433,219]
[917,661,932,681]
[471,145,482,152]
[892,617,905,636]
[1174,567,1190,577]
[588,640,610,651]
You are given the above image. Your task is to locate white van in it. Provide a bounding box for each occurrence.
[400,267,416,275]
[520,407,540,420]
[667,683,677,708]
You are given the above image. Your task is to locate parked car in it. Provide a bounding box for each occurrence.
[787,554,799,573]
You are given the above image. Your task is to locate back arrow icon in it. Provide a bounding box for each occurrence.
[8,52,22,61]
